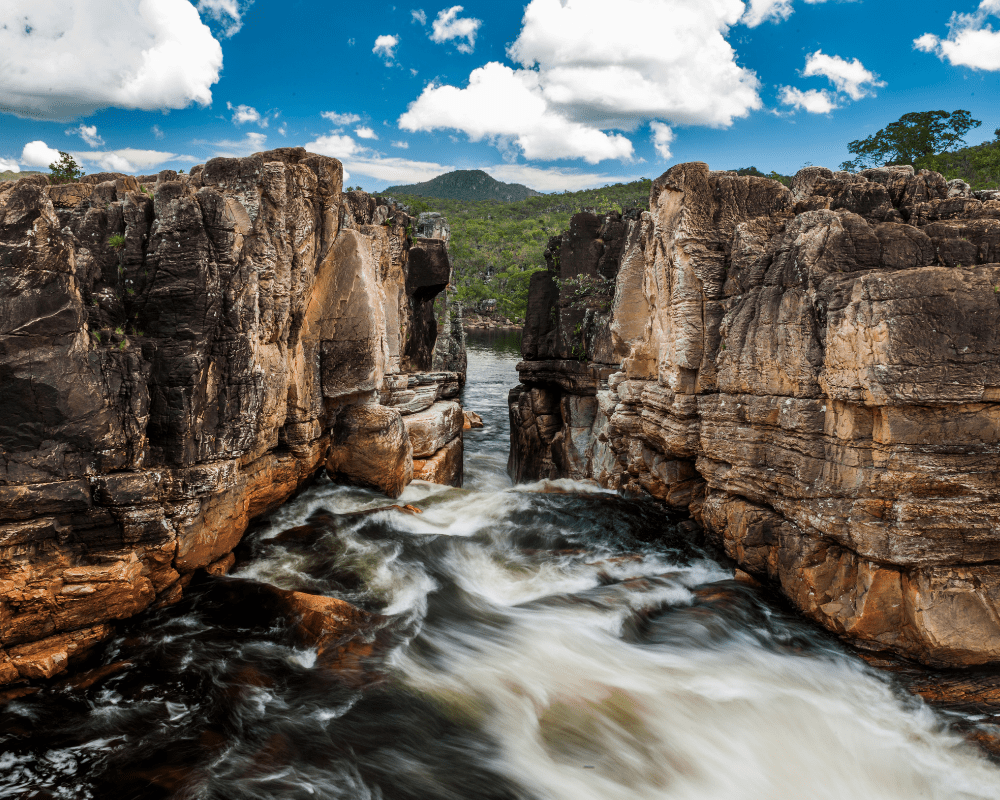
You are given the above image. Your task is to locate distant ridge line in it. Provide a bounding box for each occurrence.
[384,169,541,202]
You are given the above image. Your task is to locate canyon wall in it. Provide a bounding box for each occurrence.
[0,149,464,685]
[510,162,1000,667]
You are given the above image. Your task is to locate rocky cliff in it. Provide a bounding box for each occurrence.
[0,148,464,685]
[510,162,1000,668]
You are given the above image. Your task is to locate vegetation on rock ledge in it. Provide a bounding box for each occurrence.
[388,179,652,323]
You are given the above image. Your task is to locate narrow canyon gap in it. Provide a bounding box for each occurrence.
[2,155,1000,795]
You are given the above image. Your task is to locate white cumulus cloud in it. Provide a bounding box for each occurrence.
[21,140,186,173]
[400,63,635,163]
[321,111,362,125]
[227,102,261,125]
[0,0,223,120]
[303,133,362,159]
[152,125,165,140]
[400,0,761,164]
[0,159,21,174]
[430,6,482,53]
[205,131,268,157]
[741,0,837,28]
[21,141,63,167]
[392,140,410,149]
[66,124,104,147]
[802,51,884,100]
[778,86,838,114]
[196,0,249,38]
[340,155,456,184]
[650,122,674,159]
[485,163,635,192]
[355,127,379,140]
[373,34,399,64]
[411,8,427,25]
[915,0,1000,71]
[78,148,190,173]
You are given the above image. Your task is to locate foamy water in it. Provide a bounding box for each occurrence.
[1,331,998,799]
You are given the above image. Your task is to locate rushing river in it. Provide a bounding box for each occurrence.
[2,330,1000,799]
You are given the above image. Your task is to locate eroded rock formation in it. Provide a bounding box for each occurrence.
[510,162,1000,667]
[0,149,464,685]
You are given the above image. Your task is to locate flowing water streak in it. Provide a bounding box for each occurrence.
[0,329,998,799]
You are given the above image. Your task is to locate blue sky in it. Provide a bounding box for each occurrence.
[1,0,998,191]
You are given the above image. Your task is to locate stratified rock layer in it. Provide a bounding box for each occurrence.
[510,162,1000,667]
[0,149,465,684]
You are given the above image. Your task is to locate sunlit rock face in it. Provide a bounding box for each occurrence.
[510,161,1000,667]
[0,149,465,684]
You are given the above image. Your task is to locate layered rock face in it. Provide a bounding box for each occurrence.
[510,162,1000,667]
[0,149,464,685]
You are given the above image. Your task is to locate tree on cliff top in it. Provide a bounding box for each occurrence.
[48,151,84,184]
[841,110,981,171]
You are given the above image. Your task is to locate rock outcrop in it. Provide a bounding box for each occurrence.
[0,149,465,685]
[510,162,1000,668]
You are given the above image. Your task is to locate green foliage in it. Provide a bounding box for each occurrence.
[389,178,652,323]
[92,330,101,343]
[107,234,126,250]
[114,325,124,335]
[555,274,614,312]
[732,166,792,186]
[917,135,1000,190]
[385,169,540,202]
[0,170,44,183]
[841,110,981,171]
[48,151,85,184]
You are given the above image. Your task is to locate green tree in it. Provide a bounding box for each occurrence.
[48,151,84,184]
[919,131,1000,190]
[841,110,981,171]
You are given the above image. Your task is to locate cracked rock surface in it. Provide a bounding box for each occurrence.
[510,161,1000,667]
[0,149,465,685]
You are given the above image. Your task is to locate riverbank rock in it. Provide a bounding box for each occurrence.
[413,436,464,487]
[464,410,484,429]
[0,149,465,686]
[510,161,1000,668]
[404,401,464,458]
[327,404,413,497]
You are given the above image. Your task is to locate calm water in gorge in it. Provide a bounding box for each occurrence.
[2,330,1000,799]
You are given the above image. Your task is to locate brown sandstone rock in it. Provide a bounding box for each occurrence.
[403,401,464,458]
[0,149,465,686]
[413,436,464,487]
[327,404,413,498]
[463,410,484,429]
[510,160,1000,667]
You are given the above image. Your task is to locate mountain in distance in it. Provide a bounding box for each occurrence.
[1,170,44,182]
[384,169,542,202]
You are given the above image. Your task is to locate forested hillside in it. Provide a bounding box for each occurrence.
[918,139,1000,190]
[388,179,652,323]
[0,170,43,181]
[385,169,541,202]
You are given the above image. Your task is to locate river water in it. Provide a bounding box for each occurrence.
[2,330,1000,799]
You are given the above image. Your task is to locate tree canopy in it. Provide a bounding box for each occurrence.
[389,179,652,323]
[840,110,981,171]
[48,151,84,184]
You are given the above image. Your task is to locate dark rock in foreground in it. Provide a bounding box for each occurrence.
[0,149,465,685]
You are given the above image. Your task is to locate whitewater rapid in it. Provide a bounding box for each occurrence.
[1,331,998,799]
